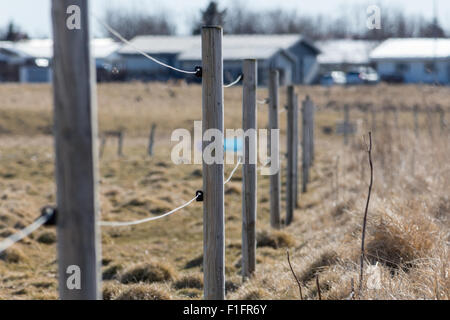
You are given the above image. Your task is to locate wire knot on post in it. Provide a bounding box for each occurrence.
[195,66,203,78]
[41,206,57,226]
[196,190,204,202]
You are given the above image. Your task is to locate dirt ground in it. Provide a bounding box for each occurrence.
[0,83,448,300]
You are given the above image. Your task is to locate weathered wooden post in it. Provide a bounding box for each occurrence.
[413,105,419,138]
[309,99,315,164]
[371,108,376,132]
[268,70,281,229]
[242,59,257,279]
[202,26,225,300]
[51,0,101,299]
[148,123,157,156]
[302,96,312,193]
[286,86,297,226]
[439,108,445,134]
[118,130,124,157]
[344,104,350,145]
[293,94,299,209]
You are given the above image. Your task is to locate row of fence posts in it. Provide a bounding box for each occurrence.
[50,1,316,299]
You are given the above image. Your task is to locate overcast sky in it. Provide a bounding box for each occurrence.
[0,0,449,38]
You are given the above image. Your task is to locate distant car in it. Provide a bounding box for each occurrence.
[346,67,379,85]
[320,71,346,86]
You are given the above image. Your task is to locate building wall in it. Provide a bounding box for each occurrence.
[287,43,319,84]
[180,53,295,86]
[19,66,51,83]
[376,59,450,84]
[122,53,180,80]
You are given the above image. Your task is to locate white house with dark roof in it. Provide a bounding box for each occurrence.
[0,39,122,83]
[370,38,450,84]
[316,39,380,73]
[118,34,320,85]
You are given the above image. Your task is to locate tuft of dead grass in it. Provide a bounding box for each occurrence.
[120,262,175,284]
[0,247,27,263]
[173,274,203,290]
[257,230,295,249]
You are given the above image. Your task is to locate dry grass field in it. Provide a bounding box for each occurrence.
[0,83,448,300]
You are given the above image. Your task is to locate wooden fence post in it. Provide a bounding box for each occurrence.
[268,70,281,229]
[202,26,225,300]
[242,59,257,279]
[310,100,315,164]
[51,0,101,299]
[371,108,376,132]
[439,108,445,134]
[148,123,157,156]
[293,94,299,209]
[413,105,419,138]
[302,96,312,193]
[118,131,124,157]
[286,85,297,226]
[344,104,350,145]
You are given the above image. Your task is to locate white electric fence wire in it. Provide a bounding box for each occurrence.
[224,157,242,184]
[99,195,199,227]
[0,215,50,254]
[224,74,243,88]
[93,15,197,75]
[257,99,269,105]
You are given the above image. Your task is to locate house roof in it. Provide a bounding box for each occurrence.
[0,38,120,60]
[316,39,380,65]
[118,34,320,61]
[370,38,450,61]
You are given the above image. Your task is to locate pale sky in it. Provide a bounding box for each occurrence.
[0,0,449,38]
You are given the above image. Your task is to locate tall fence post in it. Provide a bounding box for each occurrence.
[268,70,281,229]
[413,105,419,138]
[202,26,225,300]
[302,96,312,193]
[309,99,315,164]
[118,131,124,157]
[371,108,376,132]
[51,0,101,299]
[439,108,445,134]
[242,59,257,279]
[293,94,300,209]
[344,104,350,145]
[148,123,157,156]
[286,86,296,226]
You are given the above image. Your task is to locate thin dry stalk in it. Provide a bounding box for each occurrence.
[286,250,303,300]
[359,132,373,295]
[316,275,322,300]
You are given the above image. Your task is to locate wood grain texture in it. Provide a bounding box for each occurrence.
[51,0,101,300]
[242,59,257,278]
[286,86,296,226]
[202,26,225,300]
[268,70,281,229]
[302,97,312,193]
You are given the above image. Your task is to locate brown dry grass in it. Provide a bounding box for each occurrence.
[0,83,448,300]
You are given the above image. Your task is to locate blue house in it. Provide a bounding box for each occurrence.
[118,34,320,85]
[370,38,450,84]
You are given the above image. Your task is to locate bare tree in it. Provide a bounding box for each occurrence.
[0,21,29,42]
[103,8,176,40]
[192,1,227,35]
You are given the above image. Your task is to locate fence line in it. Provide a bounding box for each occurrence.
[0,211,54,253]
[223,74,243,88]
[93,14,198,75]
[224,156,243,184]
[99,195,199,227]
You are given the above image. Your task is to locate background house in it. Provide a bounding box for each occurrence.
[118,34,320,85]
[0,39,122,83]
[370,38,450,84]
[316,39,380,74]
